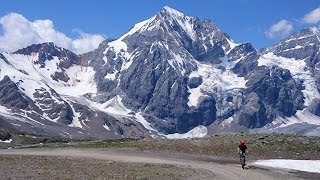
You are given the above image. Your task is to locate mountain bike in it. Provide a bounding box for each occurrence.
[240,152,246,169]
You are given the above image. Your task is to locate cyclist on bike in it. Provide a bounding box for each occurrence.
[238,140,247,169]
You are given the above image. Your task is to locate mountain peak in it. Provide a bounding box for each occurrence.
[14,42,61,55]
[114,6,191,42]
[309,26,320,34]
[13,42,79,68]
[161,6,185,17]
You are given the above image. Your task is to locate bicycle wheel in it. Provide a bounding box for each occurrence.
[240,155,245,169]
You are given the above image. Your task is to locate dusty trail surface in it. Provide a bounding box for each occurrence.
[0,148,318,180]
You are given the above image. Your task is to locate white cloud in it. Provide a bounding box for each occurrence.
[265,20,293,39]
[302,7,320,24]
[71,29,105,55]
[0,12,104,54]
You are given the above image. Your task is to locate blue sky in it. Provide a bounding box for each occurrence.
[1,0,320,53]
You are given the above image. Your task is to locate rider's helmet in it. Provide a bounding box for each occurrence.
[240,140,245,145]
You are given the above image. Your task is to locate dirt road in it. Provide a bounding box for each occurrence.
[0,148,318,180]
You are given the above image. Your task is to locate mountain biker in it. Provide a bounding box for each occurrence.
[238,140,247,168]
[238,140,247,154]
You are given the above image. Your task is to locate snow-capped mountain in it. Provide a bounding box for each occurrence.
[0,43,149,139]
[1,6,320,139]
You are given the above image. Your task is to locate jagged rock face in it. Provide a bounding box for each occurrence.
[265,28,320,62]
[0,76,32,111]
[237,92,268,128]
[188,77,202,88]
[307,99,320,116]
[230,43,259,77]
[238,66,305,128]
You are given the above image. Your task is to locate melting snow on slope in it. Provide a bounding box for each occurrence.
[253,159,320,173]
[188,62,246,107]
[273,109,320,127]
[258,52,320,106]
[135,112,157,131]
[68,104,83,128]
[87,98,160,133]
[56,65,97,96]
[165,125,207,139]
[90,95,131,116]
[118,16,157,41]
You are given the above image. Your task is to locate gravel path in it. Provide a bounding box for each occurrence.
[0,148,319,180]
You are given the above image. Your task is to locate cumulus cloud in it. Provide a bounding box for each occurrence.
[302,7,320,24]
[265,20,293,39]
[0,12,104,54]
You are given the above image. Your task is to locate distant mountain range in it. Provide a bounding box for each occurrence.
[0,6,320,139]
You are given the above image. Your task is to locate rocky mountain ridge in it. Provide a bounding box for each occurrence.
[0,6,320,139]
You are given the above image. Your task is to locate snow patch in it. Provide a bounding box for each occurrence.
[226,38,238,53]
[118,16,157,41]
[103,124,110,131]
[253,159,320,173]
[36,56,62,78]
[56,65,97,96]
[104,71,117,80]
[135,112,157,131]
[165,125,207,139]
[168,53,187,75]
[68,104,83,129]
[105,40,130,60]
[0,139,12,143]
[219,56,239,70]
[283,45,303,52]
[163,6,184,17]
[92,95,131,116]
[221,117,234,127]
[188,62,246,107]
[187,86,204,107]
